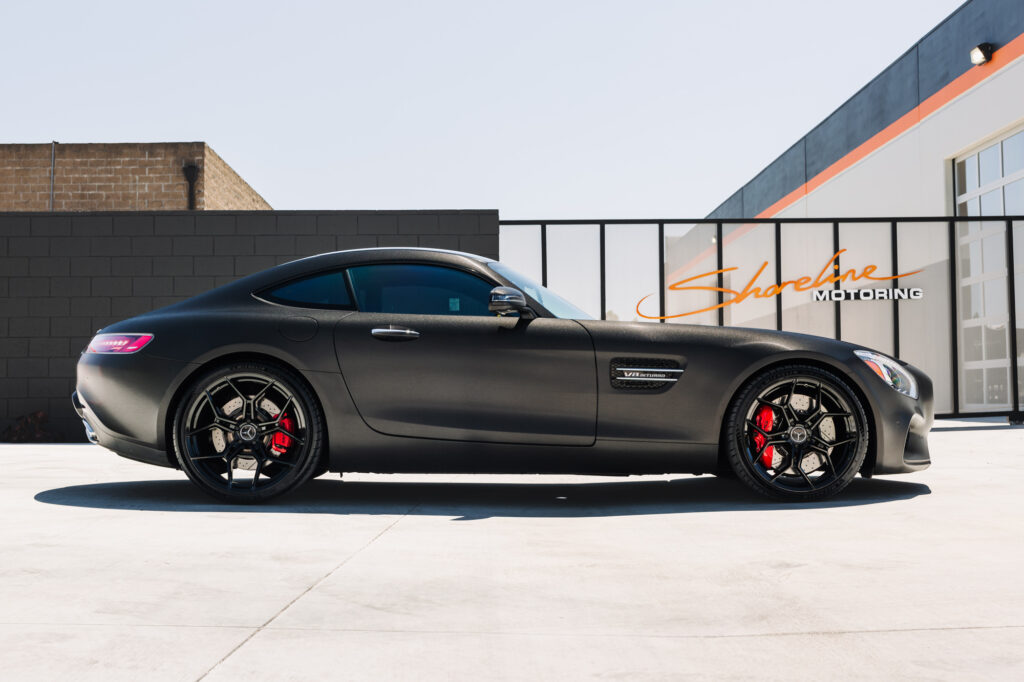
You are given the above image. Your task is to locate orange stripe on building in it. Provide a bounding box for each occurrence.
[754,31,1024,219]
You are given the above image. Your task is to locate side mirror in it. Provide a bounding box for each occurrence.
[489,287,534,318]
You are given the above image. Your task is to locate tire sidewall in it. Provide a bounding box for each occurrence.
[172,361,324,503]
[725,364,870,502]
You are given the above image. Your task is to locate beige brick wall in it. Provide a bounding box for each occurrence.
[0,143,270,211]
[201,145,271,210]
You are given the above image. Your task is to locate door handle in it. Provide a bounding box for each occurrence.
[371,326,421,341]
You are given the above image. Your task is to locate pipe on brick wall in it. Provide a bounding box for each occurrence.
[182,163,199,210]
[49,141,57,210]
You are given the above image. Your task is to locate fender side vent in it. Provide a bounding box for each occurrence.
[610,357,684,390]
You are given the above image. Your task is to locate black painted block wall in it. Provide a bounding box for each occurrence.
[0,210,499,442]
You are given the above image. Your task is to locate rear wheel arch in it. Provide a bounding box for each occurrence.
[163,352,329,469]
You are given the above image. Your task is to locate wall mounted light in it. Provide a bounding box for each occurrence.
[970,42,994,65]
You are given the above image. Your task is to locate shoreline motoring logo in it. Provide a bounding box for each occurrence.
[636,249,922,320]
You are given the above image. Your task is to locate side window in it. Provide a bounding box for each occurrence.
[347,264,494,316]
[261,271,353,309]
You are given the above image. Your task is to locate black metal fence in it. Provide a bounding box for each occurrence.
[499,216,1024,422]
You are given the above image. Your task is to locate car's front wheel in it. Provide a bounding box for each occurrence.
[725,364,869,501]
[172,361,324,503]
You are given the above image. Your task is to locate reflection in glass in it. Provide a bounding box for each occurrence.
[664,224,719,326]
[722,224,776,330]
[838,222,893,355]
[546,225,601,319]
[982,233,1005,273]
[604,225,659,322]
[985,367,1008,404]
[984,279,1007,319]
[897,222,953,412]
[780,223,835,338]
[498,225,542,285]
[963,325,983,362]
[984,324,1008,360]
[964,369,984,404]
[961,283,982,319]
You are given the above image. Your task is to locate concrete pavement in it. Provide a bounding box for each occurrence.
[1,419,1022,680]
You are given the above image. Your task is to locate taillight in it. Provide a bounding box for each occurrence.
[87,333,155,354]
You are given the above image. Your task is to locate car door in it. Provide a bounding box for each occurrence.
[333,263,597,445]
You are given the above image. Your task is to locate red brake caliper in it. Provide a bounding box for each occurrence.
[753,405,775,468]
[270,413,295,455]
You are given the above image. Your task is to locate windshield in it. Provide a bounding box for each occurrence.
[488,262,593,320]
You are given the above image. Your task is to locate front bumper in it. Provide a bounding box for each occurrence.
[865,361,933,475]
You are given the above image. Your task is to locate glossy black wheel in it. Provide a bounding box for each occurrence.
[172,361,324,503]
[725,365,869,501]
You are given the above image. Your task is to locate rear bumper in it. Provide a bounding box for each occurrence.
[74,351,196,468]
[72,390,174,468]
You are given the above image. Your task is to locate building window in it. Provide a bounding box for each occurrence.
[954,124,1024,411]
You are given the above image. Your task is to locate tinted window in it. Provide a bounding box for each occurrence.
[263,271,352,308]
[348,264,493,316]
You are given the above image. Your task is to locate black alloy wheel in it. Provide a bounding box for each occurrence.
[725,364,869,501]
[172,361,324,503]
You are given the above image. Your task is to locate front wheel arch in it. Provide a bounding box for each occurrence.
[716,358,877,479]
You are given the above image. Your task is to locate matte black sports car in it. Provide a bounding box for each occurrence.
[73,247,933,503]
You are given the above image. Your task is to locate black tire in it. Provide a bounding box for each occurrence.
[724,364,869,502]
[172,361,325,503]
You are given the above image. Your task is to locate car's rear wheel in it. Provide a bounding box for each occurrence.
[725,364,869,502]
[172,361,324,503]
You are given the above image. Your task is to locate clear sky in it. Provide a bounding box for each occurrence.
[1,0,965,219]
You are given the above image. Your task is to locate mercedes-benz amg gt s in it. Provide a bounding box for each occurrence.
[73,248,933,503]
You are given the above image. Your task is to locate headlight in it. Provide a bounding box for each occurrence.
[854,350,918,399]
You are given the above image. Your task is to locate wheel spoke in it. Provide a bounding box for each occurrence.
[269,425,304,445]
[746,420,771,439]
[190,453,226,461]
[250,458,263,490]
[264,455,296,468]
[796,465,817,489]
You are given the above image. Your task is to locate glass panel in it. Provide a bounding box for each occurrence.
[897,222,953,413]
[980,188,1002,216]
[837,222,893,355]
[964,368,984,405]
[963,325,983,362]
[957,198,980,238]
[721,224,776,330]
[780,223,835,338]
[982,233,1006,274]
[959,240,981,278]
[1003,130,1024,177]
[964,154,979,192]
[985,367,1009,405]
[664,224,720,326]
[546,225,601,319]
[984,278,1007,318]
[266,271,352,308]
[1004,178,1024,215]
[961,282,983,319]
[604,224,659,322]
[498,225,542,285]
[979,143,1002,187]
[348,264,493,316]
[1016,222,1024,407]
[984,324,1008,360]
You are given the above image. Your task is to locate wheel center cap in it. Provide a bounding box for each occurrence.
[788,425,809,444]
[238,423,258,441]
